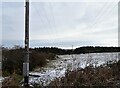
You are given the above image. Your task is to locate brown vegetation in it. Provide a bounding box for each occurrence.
[2,48,56,77]
[49,60,120,87]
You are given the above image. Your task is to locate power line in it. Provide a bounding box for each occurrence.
[42,3,55,38]
[48,2,61,47]
[90,2,110,27]
[32,3,53,40]
[85,2,111,31]
[88,2,117,32]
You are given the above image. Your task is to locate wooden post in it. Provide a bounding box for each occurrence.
[23,0,29,87]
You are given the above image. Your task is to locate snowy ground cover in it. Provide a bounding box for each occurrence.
[29,52,120,86]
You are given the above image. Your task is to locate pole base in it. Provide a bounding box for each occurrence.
[24,76,29,87]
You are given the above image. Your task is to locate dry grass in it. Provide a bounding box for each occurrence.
[48,60,120,87]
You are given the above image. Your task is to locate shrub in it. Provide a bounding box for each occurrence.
[2,48,56,76]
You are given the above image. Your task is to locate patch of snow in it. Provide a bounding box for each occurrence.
[29,52,119,86]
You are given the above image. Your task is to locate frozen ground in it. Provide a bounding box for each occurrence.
[29,52,120,86]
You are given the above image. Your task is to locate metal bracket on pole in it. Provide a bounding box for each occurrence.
[23,63,29,77]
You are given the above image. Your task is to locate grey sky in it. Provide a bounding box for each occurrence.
[1,0,119,48]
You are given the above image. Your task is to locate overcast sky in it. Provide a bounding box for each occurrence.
[2,0,119,48]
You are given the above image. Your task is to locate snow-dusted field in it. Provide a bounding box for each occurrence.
[29,52,120,86]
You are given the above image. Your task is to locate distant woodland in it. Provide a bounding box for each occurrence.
[30,46,119,54]
[29,46,119,55]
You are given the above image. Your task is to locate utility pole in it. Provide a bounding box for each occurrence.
[23,0,29,87]
[118,1,120,61]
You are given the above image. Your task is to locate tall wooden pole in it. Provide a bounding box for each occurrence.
[23,0,29,87]
[118,1,120,61]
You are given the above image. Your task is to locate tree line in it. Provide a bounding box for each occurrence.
[33,46,119,54]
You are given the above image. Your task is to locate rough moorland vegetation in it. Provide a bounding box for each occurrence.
[48,60,120,88]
